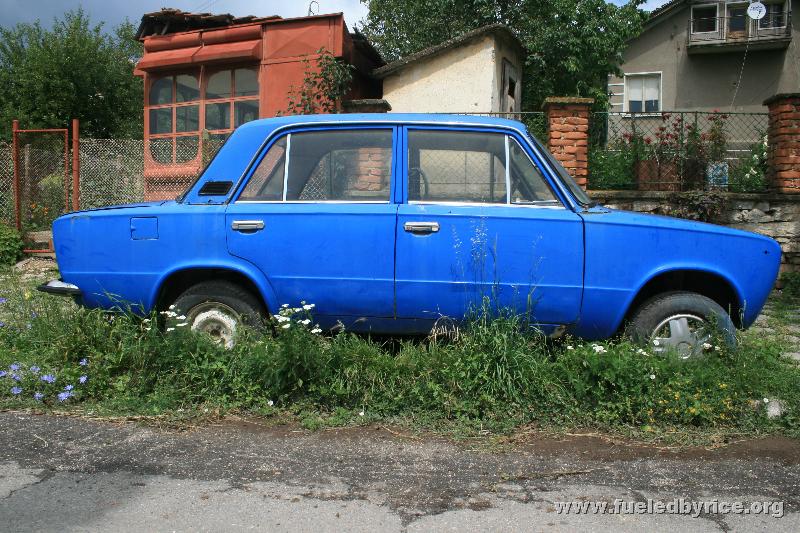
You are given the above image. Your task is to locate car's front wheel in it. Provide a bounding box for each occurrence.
[168,281,265,348]
[628,291,736,358]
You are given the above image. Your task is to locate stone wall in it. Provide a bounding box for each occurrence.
[589,190,800,275]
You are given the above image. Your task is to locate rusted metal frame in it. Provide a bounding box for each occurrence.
[72,119,80,212]
[62,128,69,215]
[12,121,72,254]
[11,120,20,230]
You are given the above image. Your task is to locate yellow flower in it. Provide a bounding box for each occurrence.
[688,407,697,415]
[719,383,728,389]
[23,291,31,300]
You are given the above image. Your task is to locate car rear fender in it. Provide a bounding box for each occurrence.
[150,260,279,316]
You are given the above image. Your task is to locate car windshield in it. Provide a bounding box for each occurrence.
[527,134,594,207]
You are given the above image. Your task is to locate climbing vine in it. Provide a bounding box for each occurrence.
[285,47,354,115]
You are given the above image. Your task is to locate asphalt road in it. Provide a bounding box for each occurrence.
[1,412,799,532]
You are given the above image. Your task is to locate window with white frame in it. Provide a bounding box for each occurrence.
[625,74,660,113]
[760,2,786,28]
[691,4,719,33]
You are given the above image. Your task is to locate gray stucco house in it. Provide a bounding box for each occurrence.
[609,0,798,112]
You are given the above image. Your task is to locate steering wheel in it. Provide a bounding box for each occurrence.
[409,166,429,200]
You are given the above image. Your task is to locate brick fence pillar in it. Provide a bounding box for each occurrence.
[543,97,593,189]
[764,93,800,193]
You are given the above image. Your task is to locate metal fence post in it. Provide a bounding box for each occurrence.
[72,119,80,211]
[11,120,20,230]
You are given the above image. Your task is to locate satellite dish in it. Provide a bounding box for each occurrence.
[747,2,766,20]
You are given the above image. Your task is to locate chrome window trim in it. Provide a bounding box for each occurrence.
[407,200,564,209]
[504,135,511,204]
[236,200,391,204]
[281,133,291,202]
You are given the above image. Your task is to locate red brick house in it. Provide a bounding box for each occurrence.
[134,9,383,199]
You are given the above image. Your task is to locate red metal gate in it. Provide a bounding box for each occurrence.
[11,119,79,254]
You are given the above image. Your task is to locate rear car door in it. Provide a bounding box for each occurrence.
[395,127,584,327]
[226,126,398,319]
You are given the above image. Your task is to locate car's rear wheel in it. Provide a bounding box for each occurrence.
[168,281,265,348]
[628,291,736,358]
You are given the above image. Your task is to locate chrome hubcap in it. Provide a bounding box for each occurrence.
[650,314,711,359]
[187,302,239,349]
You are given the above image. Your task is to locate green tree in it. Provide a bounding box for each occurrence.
[359,0,646,110]
[0,9,143,139]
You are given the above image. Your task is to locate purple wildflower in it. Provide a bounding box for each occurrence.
[33,392,43,401]
[10,386,22,395]
[79,358,88,366]
[41,374,56,384]
[57,391,71,402]
[64,384,74,391]
[0,371,6,378]
[29,366,40,374]
[11,374,20,381]
[78,375,87,384]
[9,363,20,371]
[0,321,5,327]
[0,297,7,304]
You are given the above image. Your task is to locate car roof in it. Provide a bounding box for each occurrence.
[236,113,528,133]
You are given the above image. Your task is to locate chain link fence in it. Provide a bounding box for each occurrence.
[0,110,774,230]
[0,141,13,226]
[589,111,769,192]
[78,136,229,210]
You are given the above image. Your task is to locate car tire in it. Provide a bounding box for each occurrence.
[628,291,736,358]
[168,281,265,349]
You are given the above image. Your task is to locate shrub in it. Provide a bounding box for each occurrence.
[728,135,768,193]
[666,190,729,223]
[0,222,23,266]
[780,272,800,298]
[588,147,636,190]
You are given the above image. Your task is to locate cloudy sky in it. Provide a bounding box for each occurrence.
[0,0,669,31]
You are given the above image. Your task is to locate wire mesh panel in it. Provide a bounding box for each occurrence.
[0,142,13,226]
[79,139,145,209]
[14,131,69,242]
[589,111,769,192]
[78,135,230,209]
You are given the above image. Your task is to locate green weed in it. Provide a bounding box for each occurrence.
[0,277,798,439]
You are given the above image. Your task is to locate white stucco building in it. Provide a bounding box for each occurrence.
[372,25,525,114]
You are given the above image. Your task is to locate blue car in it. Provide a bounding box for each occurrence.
[40,114,781,355]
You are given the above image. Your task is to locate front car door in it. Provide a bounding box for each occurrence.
[395,127,584,329]
[226,126,398,322]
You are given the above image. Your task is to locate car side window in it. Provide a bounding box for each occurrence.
[239,136,287,201]
[508,138,556,203]
[407,130,507,203]
[240,129,393,202]
[407,129,557,205]
[288,129,393,201]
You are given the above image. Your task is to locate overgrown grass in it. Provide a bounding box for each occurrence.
[0,274,799,439]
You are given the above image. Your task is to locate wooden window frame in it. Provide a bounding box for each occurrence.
[146,71,202,166]
[202,65,260,137]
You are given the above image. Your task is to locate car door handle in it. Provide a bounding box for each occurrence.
[404,221,440,234]
[231,220,265,232]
